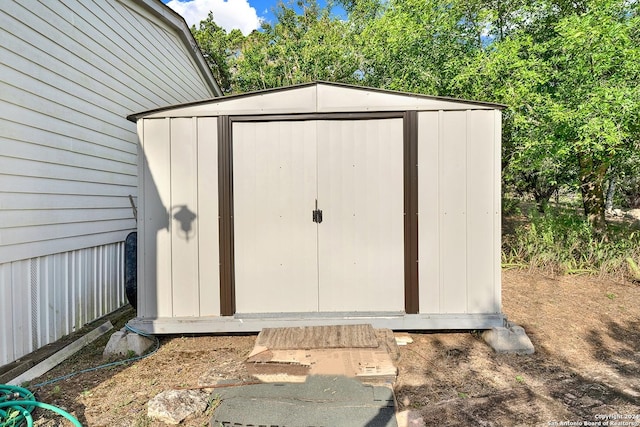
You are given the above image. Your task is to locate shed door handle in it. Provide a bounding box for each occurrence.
[312,199,323,224]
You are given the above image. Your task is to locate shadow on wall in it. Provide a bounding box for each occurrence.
[171,205,197,242]
[140,147,198,317]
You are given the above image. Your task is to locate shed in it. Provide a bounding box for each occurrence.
[128,81,504,333]
[0,0,221,367]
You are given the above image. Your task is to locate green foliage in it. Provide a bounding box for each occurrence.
[356,0,482,94]
[191,12,241,93]
[626,257,640,282]
[503,208,640,277]
[230,0,361,92]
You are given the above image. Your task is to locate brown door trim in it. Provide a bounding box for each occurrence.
[403,111,419,314]
[217,115,235,316]
[217,112,419,316]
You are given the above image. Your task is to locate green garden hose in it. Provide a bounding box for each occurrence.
[0,384,82,427]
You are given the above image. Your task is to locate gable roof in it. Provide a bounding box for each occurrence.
[139,0,222,97]
[127,81,505,121]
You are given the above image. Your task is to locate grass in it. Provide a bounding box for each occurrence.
[502,200,640,279]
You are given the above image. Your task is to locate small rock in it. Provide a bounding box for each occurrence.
[147,389,209,425]
[482,322,535,354]
[103,328,153,357]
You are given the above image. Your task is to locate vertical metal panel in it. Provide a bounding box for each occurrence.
[11,260,32,365]
[137,120,146,316]
[141,118,172,317]
[466,110,498,313]
[417,111,441,314]
[317,119,404,312]
[41,256,54,342]
[170,118,200,317]
[439,111,468,313]
[0,263,15,364]
[0,243,126,366]
[197,117,221,316]
[494,111,503,313]
[81,249,93,327]
[53,253,66,339]
[233,121,318,313]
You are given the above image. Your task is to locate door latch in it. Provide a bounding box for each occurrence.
[312,199,323,223]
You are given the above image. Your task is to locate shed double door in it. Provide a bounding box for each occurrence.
[233,119,404,313]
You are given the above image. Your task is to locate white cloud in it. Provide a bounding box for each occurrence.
[166,0,261,35]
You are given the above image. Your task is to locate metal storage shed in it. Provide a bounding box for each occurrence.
[127,81,504,333]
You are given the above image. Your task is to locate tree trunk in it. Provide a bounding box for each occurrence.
[605,175,616,212]
[577,153,608,235]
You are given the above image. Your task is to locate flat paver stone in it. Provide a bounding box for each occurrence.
[211,375,397,427]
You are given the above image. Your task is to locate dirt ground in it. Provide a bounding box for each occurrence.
[22,269,640,426]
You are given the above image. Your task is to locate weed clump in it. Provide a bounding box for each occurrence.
[502,207,640,279]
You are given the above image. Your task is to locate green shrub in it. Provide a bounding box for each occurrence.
[502,208,640,278]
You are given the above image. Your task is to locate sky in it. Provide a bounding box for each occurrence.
[163,0,343,36]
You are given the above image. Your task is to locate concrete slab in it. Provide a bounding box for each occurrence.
[482,321,535,354]
[211,375,397,427]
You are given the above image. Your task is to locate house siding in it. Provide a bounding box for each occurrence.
[0,0,217,366]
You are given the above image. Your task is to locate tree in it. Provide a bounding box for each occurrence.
[451,32,571,211]
[354,0,483,94]
[544,0,640,232]
[453,0,640,229]
[230,0,361,92]
[191,12,244,94]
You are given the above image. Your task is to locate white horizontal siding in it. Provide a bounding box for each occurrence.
[0,242,125,367]
[0,193,135,210]
[0,0,216,367]
[0,0,216,265]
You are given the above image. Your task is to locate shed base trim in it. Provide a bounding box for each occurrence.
[128,313,506,334]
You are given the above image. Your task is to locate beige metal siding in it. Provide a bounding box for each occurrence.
[138,118,221,318]
[417,110,501,314]
[233,121,319,313]
[197,118,221,317]
[417,112,441,313]
[493,111,503,313]
[466,111,499,313]
[0,243,125,367]
[316,84,496,112]
[137,83,498,120]
[317,119,404,312]
[140,119,172,317]
[170,119,199,316]
[440,111,468,313]
[141,86,319,119]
